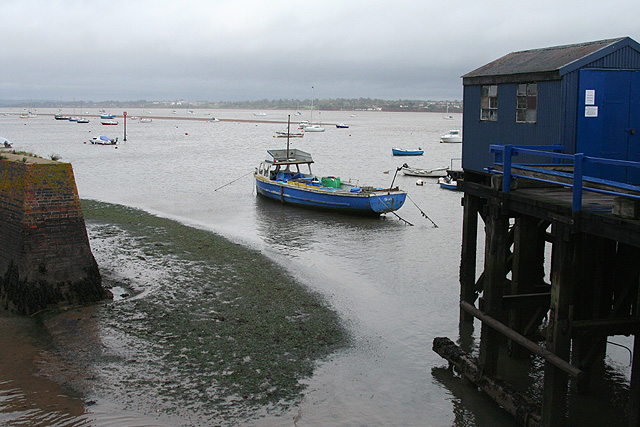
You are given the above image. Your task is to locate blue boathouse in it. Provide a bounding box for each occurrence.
[434,37,640,427]
[461,36,640,184]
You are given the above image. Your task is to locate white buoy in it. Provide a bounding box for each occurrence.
[416,179,424,186]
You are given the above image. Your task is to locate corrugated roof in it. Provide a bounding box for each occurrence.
[463,37,627,79]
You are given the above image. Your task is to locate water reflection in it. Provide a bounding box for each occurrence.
[254,194,402,257]
[431,366,517,426]
[0,317,87,426]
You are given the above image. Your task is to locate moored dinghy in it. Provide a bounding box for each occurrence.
[401,163,448,178]
[254,148,407,215]
[392,147,424,156]
[438,175,459,190]
[88,135,118,145]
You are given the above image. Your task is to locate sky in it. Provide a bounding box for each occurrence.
[1,0,639,103]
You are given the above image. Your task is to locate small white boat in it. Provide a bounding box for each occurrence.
[208,117,219,122]
[139,118,152,123]
[303,124,325,132]
[438,175,459,190]
[440,130,462,143]
[88,136,118,145]
[401,164,448,178]
[254,112,267,117]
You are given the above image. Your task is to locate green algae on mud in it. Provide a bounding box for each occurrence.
[79,199,349,422]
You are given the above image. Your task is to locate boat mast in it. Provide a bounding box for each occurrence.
[286,115,291,159]
[310,86,314,124]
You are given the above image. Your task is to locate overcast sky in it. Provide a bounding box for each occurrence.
[1,0,638,102]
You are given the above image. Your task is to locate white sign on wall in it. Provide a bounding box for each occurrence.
[585,89,596,105]
[585,106,598,117]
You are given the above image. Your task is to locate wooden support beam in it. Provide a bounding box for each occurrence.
[433,336,542,427]
[502,293,551,310]
[542,223,576,426]
[478,204,510,376]
[571,317,640,336]
[460,194,482,322]
[461,302,583,380]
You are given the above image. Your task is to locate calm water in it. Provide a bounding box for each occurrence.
[0,109,632,426]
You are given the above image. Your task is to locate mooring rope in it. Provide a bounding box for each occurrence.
[390,210,413,226]
[407,194,438,228]
[214,171,254,191]
[373,193,413,226]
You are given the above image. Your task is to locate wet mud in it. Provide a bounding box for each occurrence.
[0,200,348,426]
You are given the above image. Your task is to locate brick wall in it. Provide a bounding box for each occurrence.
[0,157,110,314]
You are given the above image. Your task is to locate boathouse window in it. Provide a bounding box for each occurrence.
[480,85,498,121]
[516,83,537,123]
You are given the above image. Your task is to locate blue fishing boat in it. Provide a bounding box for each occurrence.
[254,148,407,215]
[392,147,424,156]
[100,114,116,119]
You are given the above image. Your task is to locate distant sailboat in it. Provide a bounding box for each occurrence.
[443,102,454,120]
[300,86,324,132]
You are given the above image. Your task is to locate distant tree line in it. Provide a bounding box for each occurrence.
[1,98,462,113]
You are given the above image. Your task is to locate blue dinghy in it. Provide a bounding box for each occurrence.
[392,147,424,156]
[255,148,407,215]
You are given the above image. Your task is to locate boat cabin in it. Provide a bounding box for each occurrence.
[256,148,317,183]
[461,36,640,184]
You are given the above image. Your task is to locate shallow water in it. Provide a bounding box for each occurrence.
[0,108,633,426]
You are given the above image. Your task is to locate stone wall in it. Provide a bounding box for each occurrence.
[0,154,110,314]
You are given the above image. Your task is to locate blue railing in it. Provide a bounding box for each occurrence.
[489,144,640,211]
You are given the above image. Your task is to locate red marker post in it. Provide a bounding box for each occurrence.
[123,111,127,141]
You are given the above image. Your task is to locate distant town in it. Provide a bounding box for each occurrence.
[0,98,462,114]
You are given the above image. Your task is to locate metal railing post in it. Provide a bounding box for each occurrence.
[503,145,513,193]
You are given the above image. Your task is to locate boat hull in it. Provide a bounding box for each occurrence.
[392,148,423,156]
[440,130,462,143]
[440,136,462,143]
[255,176,406,215]
[302,125,325,132]
[401,167,447,178]
[438,177,459,190]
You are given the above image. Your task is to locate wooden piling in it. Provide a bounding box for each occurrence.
[460,194,481,322]
[478,203,509,377]
[509,217,548,357]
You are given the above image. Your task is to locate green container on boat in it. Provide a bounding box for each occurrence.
[321,176,341,188]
